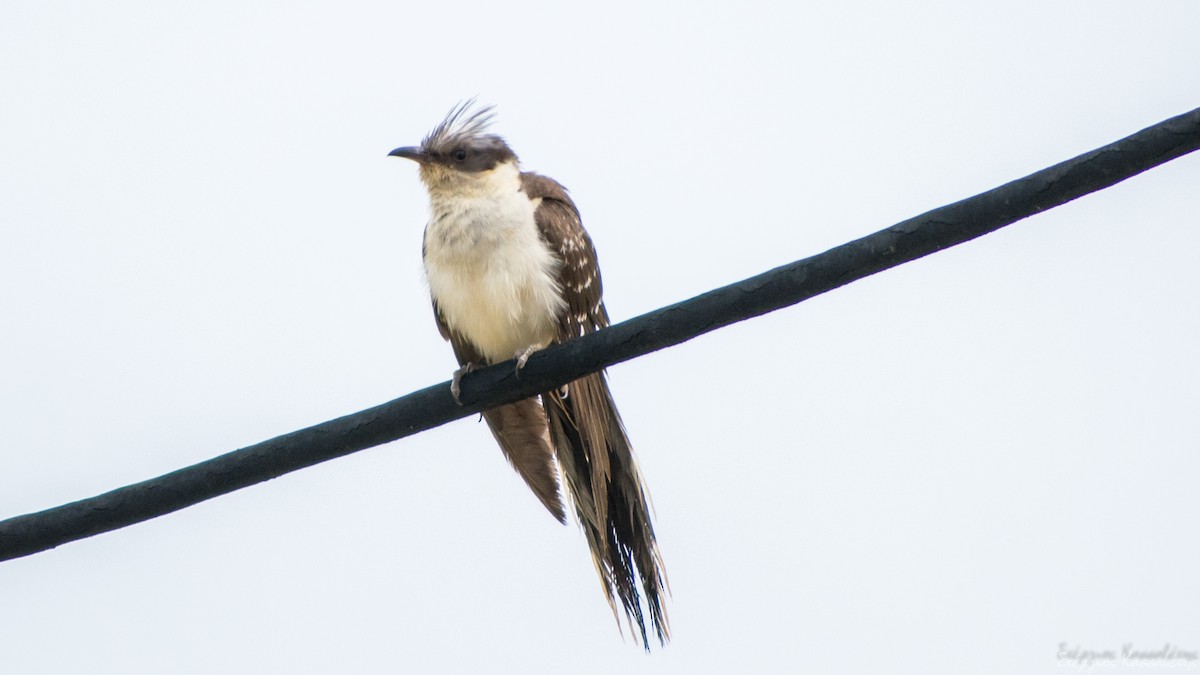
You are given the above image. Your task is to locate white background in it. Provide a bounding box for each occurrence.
[2,2,1198,673]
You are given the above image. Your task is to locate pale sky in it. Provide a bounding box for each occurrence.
[2,2,1199,673]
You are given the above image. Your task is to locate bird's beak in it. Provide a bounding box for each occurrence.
[388,146,427,163]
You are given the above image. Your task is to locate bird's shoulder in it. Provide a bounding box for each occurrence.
[520,171,608,334]
[519,171,578,211]
[519,170,585,252]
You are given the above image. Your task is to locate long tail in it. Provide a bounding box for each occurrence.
[483,399,566,523]
[544,371,669,648]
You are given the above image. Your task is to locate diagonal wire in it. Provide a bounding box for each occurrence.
[2,106,1198,563]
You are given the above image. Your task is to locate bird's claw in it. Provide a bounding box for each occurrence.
[451,362,478,405]
[514,345,539,377]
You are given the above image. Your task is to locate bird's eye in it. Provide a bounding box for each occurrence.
[452,149,468,162]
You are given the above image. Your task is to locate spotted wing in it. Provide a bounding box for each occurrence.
[520,171,669,646]
[519,172,608,338]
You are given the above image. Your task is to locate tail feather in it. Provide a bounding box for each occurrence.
[545,372,669,648]
[483,399,566,523]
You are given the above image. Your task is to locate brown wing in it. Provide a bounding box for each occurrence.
[520,172,608,339]
[520,171,613,536]
[521,171,669,646]
[428,265,565,523]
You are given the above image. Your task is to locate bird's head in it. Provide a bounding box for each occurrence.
[389,100,518,195]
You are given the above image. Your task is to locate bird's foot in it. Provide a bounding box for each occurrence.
[513,345,540,377]
[450,362,479,405]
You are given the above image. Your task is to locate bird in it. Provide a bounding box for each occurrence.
[389,101,668,647]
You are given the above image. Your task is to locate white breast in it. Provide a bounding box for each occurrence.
[422,162,566,364]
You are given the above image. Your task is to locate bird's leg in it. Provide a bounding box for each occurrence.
[450,362,479,405]
[512,345,565,396]
[514,345,540,376]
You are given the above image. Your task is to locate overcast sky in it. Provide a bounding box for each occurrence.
[3,2,1199,673]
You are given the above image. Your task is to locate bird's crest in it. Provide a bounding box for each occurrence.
[422,99,501,153]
